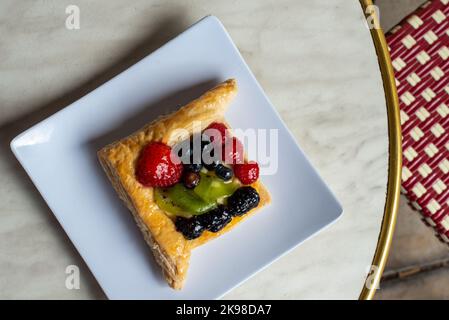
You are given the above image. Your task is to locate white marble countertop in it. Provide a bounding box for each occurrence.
[0,0,388,299]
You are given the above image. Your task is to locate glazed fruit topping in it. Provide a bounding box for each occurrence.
[227,186,260,216]
[234,161,259,185]
[136,142,183,187]
[194,172,239,202]
[205,122,229,146]
[204,158,220,170]
[176,133,215,164]
[197,205,232,233]
[201,141,221,170]
[174,187,260,239]
[143,123,262,240]
[222,136,244,165]
[175,205,233,239]
[215,164,233,181]
[175,216,205,240]
[154,184,216,217]
[155,171,239,217]
[183,171,200,189]
[184,163,202,173]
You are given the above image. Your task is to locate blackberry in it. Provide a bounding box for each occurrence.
[227,186,260,216]
[215,164,233,181]
[198,205,232,233]
[175,216,205,240]
[175,206,232,239]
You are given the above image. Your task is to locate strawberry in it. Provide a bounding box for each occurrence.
[234,161,259,185]
[135,142,183,187]
[222,136,244,165]
[205,122,228,145]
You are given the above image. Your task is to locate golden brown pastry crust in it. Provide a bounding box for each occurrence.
[98,79,270,289]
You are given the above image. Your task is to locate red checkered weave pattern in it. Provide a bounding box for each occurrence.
[386,0,449,244]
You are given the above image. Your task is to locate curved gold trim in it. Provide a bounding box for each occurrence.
[358,0,402,300]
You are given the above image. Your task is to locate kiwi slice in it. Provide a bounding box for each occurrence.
[155,184,216,217]
[194,172,240,203]
[154,187,187,217]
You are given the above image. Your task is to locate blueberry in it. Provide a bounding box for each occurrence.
[215,164,233,181]
[202,142,220,170]
[204,159,220,171]
[184,163,202,173]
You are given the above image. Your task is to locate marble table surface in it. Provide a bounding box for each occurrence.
[0,0,388,299]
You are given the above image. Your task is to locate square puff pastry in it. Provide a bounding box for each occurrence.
[98,79,270,289]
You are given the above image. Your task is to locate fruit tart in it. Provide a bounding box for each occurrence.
[98,79,270,289]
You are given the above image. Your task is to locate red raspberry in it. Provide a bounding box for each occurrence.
[234,161,259,185]
[205,122,228,145]
[135,142,183,187]
[222,136,244,165]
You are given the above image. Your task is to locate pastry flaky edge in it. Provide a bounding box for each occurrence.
[97,79,271,290]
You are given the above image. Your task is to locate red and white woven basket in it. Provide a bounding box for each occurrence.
[386,0,449,244]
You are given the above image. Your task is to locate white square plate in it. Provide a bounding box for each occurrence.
[10,16,342,299]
